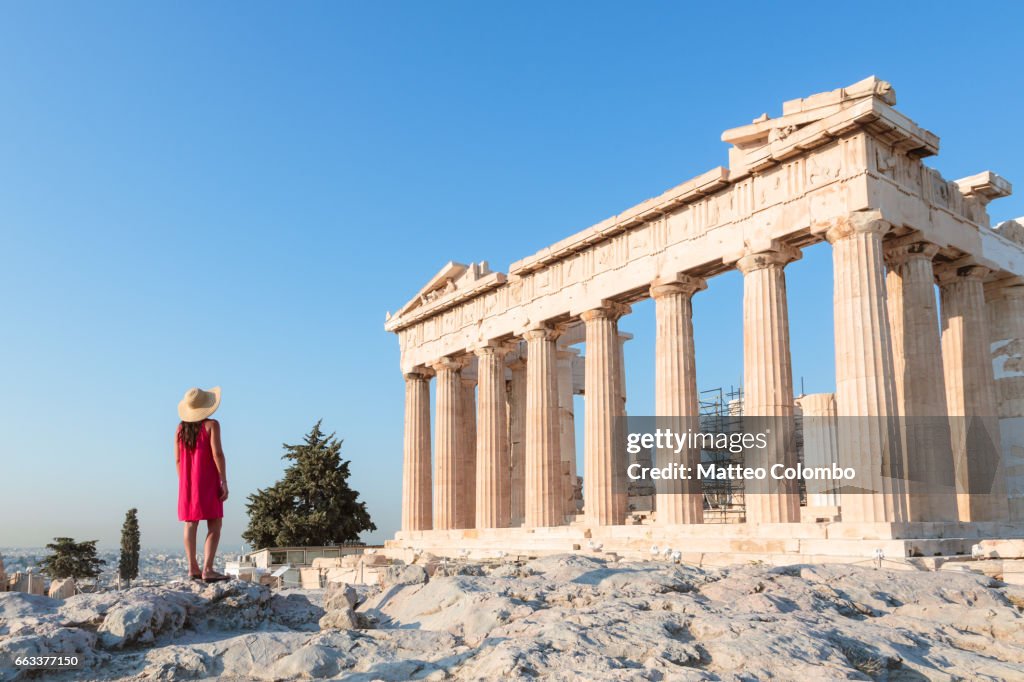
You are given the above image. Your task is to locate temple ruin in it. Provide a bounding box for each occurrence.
[384,77,1024,562]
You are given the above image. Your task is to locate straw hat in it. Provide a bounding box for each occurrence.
[178,386,221,422]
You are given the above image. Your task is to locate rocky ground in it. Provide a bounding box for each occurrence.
[2,555,1024,680]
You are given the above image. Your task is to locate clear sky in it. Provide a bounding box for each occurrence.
[2,2,1022,551]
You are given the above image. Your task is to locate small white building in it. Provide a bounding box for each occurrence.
[243,545,385,588]
[245,545,379,570]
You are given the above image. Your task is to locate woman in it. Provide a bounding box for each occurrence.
[175,386,230,582]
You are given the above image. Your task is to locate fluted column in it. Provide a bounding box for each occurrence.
[650,275,706,525]
[884,239,957,521]
[737,244,801,524]
[618,332,648,481]
[826,211,906,523]
[939,264,1008,521]
[796,393,840,509]
[617,333,631,413]
[986,280,1024,521]
[582,302,630,526]
[475,344,510,529]
[507,355,527,525]
[402,370,432,531]
[458,374,477,528]
[556,348,579,519]
[430,357,462,530]
[524,325,563,527]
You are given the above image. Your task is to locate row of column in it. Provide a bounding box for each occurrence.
[402,210,1012,531]
[733,213,1009,523]
[401,303,634,531]
[829,211,1007,523]
[401,278,715,531]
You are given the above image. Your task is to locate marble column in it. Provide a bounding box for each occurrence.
[430,357,462,530]
[883,239,957,522]
[556,347,579,519]
[795,393,839,509]
[582,302,630,526]
[986,279,1024,521]
[650,275,706,525]
[524,325,563,527]
[618,332,649,481]
[617,333,631,413]
[475,344,510,529]
[458,374,477,528]
[737,244,801,524]
[939,263,1008,521]
[401,370,432,531]
[826,211,906,523]
[507,355,527,526]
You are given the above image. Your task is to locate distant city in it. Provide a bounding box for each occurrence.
[0,547,245,587]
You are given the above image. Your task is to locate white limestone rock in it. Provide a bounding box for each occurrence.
[142,645,213,680]
[0,626,101,670]
[381,564,429,588]
[5,557,1024,679]
[98,596,190,649]
[319,606,358,630]
[430,562,485,578]
[188,579,273,631]
[271,591,326,631]
[266,640,354,679]
[0,592,62,638]
[324,581,358,611]
[59,590,122,627]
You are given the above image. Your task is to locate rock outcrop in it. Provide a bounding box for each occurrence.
[2,558,1024,680]
[318,581,359,631]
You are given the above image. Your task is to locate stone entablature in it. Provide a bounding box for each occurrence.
[386,77,1011,375]
[387,76,1024,546]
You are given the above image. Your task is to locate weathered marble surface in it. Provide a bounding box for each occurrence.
[3,557,1024,680]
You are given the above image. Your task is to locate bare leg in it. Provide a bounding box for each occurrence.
[183,522,200,576]
[202,518,223,576]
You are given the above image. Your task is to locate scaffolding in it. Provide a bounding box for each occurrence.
[698,385,745,522]
[697,385,810,522]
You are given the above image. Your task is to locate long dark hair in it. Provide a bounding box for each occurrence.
[177,420,205,450]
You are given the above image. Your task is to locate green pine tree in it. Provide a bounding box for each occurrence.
[39,538,106,580]
[118,508,141,588]
[243,421,376,549]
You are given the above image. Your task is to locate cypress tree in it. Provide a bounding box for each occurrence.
[118,508,141,588]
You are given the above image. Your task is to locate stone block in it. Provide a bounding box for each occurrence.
[311,557,344,569]
[1001,559,1024,585]
[48,578,76,600]
[299,568,323,589]
[361,553,389,566]
[977,539,1024,559]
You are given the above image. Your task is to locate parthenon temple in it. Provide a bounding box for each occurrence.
[384,77,1024,563]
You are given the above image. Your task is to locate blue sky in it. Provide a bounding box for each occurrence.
[2,2,1022,550]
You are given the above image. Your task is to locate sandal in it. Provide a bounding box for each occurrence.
[188,573,202,580]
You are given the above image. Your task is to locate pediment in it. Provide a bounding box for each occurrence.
[386,260,507,329]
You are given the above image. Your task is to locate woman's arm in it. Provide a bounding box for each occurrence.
[208,419,229,502]
[174,428,180,478]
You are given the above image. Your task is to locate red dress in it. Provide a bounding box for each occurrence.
[177,421,224,522]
